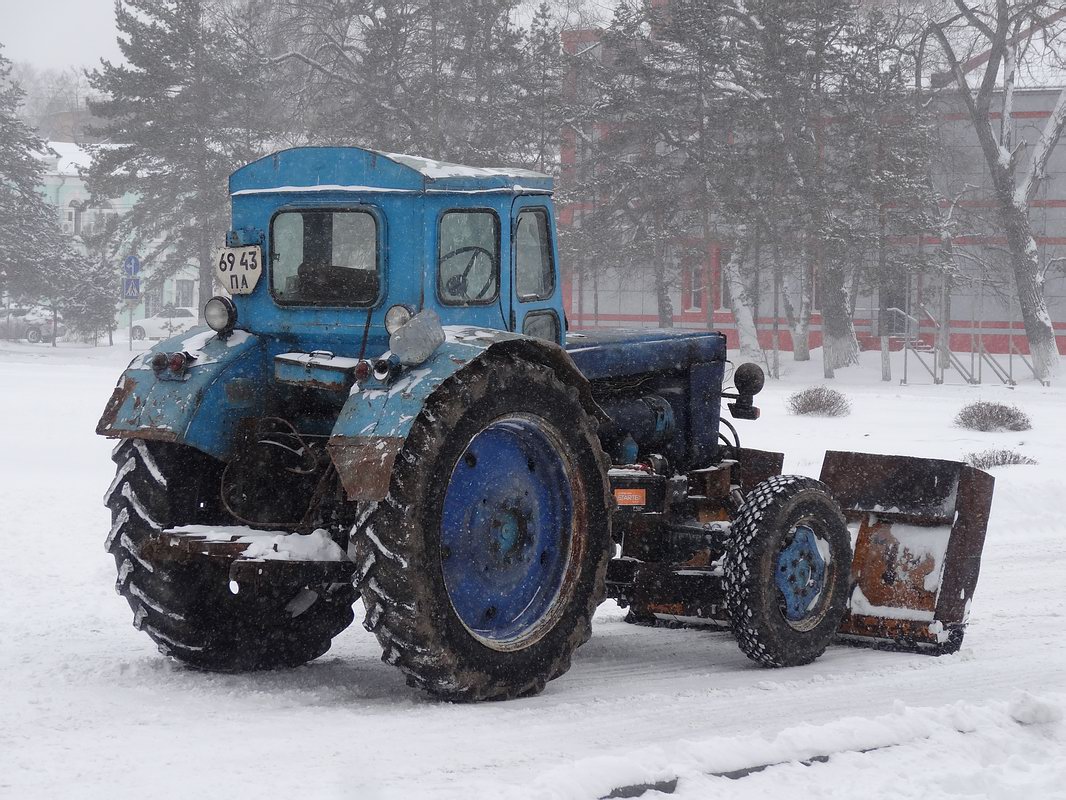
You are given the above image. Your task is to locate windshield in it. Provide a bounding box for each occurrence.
[271,209,379,306]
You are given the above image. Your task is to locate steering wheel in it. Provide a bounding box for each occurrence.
[441,246,496,301]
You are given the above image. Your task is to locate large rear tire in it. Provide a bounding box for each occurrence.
[104,439,357,670]
[353,354,611,701]
[724,475,851,667]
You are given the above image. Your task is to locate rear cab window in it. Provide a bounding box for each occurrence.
[271,209,380,306]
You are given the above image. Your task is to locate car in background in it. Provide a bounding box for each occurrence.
[0,306,67,343]
[131,307,199,341]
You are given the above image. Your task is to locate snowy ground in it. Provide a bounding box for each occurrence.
[1,339,1064,799]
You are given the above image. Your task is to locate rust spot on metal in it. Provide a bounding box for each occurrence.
[820,450,995,652]
[141,531,248,562]
[327,436,405,501]
[138,428,182,443]
[286,376,351,392]
[96,377,135,436]
[688,462,734,521]
[847,516,938,613]
[839,615,943,649]
[225,378,256,403]
[736,447,784,491]
[626,563,726,622]
[139,530,355,589]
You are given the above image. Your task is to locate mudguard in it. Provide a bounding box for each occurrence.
[328,326,603,501]
[96,327,266,461]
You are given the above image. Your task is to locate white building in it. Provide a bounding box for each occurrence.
[38,142,201,324]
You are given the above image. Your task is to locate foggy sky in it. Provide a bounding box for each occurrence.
[2,0,122,71]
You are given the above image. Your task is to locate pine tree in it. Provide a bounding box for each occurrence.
[710,0,868,369]
[67,215,121,344]
[522,2,565,172]
[269,0,537,166]
[568,0,707,327]
[84,0,271,318]
[838,7,943,339]
[0,47,69,301]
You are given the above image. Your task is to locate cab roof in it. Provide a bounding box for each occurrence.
[229,146,553,196]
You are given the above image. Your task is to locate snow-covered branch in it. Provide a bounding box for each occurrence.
[269,51,359,86]
[1015,87,1066,206]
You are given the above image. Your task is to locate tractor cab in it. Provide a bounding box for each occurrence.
[219,146,565,353]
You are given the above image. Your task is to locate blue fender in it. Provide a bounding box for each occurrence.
[96,327,266,461]
[327,326,602,501]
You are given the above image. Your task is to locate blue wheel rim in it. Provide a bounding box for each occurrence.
[440,415,576,650]
[774,524,830,630]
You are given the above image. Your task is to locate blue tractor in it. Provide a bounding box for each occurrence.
[99,147,994,700]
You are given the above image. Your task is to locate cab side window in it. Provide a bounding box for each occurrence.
[514,209,555,301]
[438,210,499,305]
[522,310,560,343]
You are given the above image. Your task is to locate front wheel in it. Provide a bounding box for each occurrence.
[724,476,852,667]
[26,327,41,343]
[353,354,611,701]
[131,326,146,341]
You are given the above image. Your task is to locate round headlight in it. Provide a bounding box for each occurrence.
[384,304,413,335]
[204,296,237,335]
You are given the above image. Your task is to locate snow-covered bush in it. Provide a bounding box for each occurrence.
[786,386,851,417]
[955,401,1031,432]
[965,449,1037,469]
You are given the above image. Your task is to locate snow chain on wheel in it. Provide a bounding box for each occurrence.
[352,353,612,702]
[104,439,357,670]
[724,475,852,668]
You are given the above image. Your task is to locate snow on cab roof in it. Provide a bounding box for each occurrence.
[228,146,553,196]
[376,150,550,181]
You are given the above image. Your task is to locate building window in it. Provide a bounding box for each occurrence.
[175,280,195,309]
[68,201,84,236]
[684,264,706,312]
[144,288,163,317]
[717,249,732,310]
[83,201,116,237]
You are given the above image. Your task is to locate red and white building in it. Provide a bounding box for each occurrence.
[557,29,1066,360]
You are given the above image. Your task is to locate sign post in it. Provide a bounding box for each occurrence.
[122,256,141,352]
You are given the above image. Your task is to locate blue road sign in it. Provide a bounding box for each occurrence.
[122,277,141,300]
[122,255,141,277]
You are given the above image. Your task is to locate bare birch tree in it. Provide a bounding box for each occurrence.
[927,1,1066,381]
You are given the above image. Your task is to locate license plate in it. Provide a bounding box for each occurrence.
[214,246,263,295]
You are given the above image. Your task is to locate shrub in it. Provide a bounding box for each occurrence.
[954,401,1031,432]
[786,386,851,417]
[965,449,1038,469]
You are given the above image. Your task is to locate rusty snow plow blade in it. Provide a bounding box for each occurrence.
[819,451,994,655]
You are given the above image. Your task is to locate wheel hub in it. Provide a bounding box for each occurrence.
[440,416,575,649]
[489,504,530,562]
[774,525,828,623]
